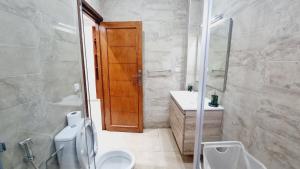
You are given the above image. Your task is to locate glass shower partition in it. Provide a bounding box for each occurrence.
[0,0,94,169]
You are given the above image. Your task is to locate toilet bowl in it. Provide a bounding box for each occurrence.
[97,150,135,169]
[55,118,135,169]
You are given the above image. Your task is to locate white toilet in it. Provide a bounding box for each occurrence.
[54,111,135,169]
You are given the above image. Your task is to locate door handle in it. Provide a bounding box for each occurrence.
[132,69,142,86]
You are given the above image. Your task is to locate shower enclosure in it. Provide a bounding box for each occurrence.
[192,0,300,169]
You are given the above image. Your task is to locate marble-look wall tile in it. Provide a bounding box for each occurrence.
[213,0,300,169]
[265,61,300,92]
[0,47,41,78]
[0,75,42,110]
[0,0,97,168]
[100,0,188,127]
[41,61,82,102]
[0,10,40,47]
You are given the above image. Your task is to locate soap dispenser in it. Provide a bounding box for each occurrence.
[209,91,219,107]
[187,84,193,92]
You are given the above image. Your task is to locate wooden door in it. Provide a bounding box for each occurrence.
[99,21,143,132]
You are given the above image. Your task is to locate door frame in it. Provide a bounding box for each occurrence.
[92,25,106,130]
[99,21,143,132]
[76,0,104,120]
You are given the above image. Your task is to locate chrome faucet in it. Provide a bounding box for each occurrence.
[19,138,39,169]
[19,138,34,162]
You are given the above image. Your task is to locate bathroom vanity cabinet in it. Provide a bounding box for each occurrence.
[169,91,224,155]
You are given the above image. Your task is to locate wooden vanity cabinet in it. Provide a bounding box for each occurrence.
[169,98,223,155]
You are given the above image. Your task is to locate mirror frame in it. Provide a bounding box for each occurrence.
[206,18,233,92]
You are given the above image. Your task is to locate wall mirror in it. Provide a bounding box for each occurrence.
[204,17,233,92]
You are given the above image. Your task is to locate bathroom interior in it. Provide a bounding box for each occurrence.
[0,0,299,169]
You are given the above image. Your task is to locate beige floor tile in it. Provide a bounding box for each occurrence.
[134,151,187,169]
[158,128,180,152]
[143,128,159,136]
[97,128,194,169]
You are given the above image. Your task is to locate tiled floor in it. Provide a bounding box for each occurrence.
[98,128,194,169]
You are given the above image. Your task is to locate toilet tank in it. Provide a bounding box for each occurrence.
[54,126,81,169]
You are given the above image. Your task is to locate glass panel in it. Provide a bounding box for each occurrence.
[204,0,299,169]
[81,13,99,169]
[0,0,92,169]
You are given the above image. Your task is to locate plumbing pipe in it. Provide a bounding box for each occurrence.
[30,161,39,169]
[44,146,64,169]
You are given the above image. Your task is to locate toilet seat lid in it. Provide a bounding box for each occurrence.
[76,119,98,169]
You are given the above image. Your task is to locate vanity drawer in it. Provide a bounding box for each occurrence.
[169,96,223,155]
[169,99,185,152]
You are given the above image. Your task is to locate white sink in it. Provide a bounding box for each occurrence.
[170,91,224,111]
